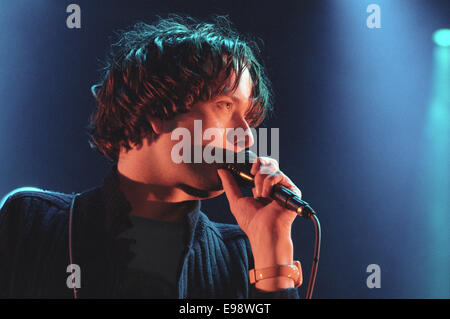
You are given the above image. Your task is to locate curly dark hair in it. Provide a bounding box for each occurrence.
[87,14,273,162]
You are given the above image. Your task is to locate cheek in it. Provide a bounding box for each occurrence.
[201,117,235,150]
[170,105,233,150]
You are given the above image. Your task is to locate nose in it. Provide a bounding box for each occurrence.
[243,124,255,150]
[226,118,255,153]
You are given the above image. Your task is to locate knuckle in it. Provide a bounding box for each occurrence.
[259,164,276,175]
[263,157,279,167]
[271,159,279,168]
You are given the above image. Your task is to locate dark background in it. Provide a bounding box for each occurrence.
[0,0,448,298]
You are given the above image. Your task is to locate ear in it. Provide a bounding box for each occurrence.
[149,117,163,135]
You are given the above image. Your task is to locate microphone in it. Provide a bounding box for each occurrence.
[225,150,316,219]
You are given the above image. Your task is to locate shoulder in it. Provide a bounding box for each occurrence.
[0,186,75,230]
[1,187,73,210]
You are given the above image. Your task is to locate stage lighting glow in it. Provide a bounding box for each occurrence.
[422,38,450,298]
[433,29,450,47]
[0,187,43,209]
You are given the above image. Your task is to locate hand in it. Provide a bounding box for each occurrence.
[217,156,302,290]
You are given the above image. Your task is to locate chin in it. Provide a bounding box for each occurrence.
[201,189,225,200]
[171,161,228,199]
[194,174,224,193]
[176,183,224,199]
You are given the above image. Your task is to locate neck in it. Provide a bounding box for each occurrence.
[116,167,197,222]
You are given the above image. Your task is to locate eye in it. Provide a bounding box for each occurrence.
[217,101,233,111]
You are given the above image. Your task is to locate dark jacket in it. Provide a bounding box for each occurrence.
[0,165,300,298]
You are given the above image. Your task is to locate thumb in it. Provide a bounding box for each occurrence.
[217,169,243,204]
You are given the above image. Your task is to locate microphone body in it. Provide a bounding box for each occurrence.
[225,151,315,218]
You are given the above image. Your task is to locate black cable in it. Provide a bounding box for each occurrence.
[305,213,321,299]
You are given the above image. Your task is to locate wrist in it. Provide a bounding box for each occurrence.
[255,276,295,291]
[250,237,294,269]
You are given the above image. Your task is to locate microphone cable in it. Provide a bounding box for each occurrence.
[295,201,321,299]
[305,212,321,299]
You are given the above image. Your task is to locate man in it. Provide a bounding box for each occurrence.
[0,15,303,298]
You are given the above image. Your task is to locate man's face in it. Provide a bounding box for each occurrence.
[153,67,256,199]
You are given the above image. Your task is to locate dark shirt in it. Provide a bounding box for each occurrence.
[0,164,300,298]
[122,215,187,298]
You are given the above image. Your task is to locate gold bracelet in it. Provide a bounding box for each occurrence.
[249,260,303,288]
